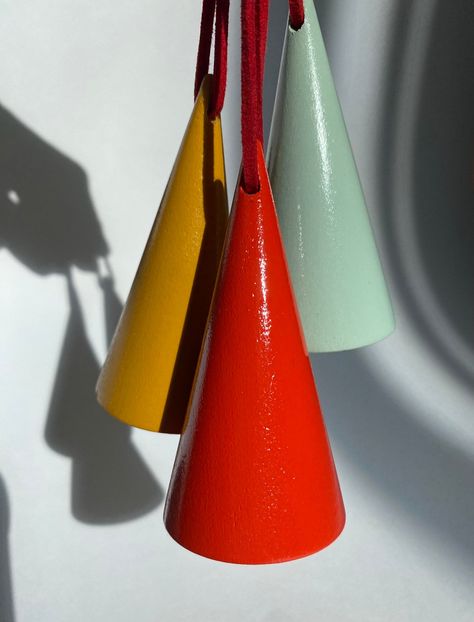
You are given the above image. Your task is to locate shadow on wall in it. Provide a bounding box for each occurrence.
[0,476,15,622]
[264,0,474,568]
[379,0,474,388]
[0,104,108,274]
[317,0,474,568]
[0,103,163,523]
[45,272,163,523]
[313,350,474,568]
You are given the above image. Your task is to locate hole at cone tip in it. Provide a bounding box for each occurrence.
[206,104,219,122]
[288,15,305,32]
[205,75,220,121]
[240,178,261,196]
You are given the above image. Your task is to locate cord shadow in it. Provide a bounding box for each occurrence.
[0,103,163,524]
[45,274,163,524]
[0,475,15,622]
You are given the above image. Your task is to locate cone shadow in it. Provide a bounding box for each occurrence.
[45,275,163,524]
[159,103,227,432]
[0,101,163,525]
[377,0,474,387]
[0,476,15,622]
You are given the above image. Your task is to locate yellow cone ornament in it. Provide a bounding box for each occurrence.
[97,76,228,433]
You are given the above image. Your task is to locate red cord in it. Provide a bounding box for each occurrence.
[209,0,229,118]
[241,0,258,193]
[241,0,269,193]
[289,0,305,30]
[255,0,269,144]
[194,0,215,101]
[195,0,301,189]
[194,0,229,119]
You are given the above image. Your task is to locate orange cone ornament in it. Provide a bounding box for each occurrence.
[96,77,228,433]
[164,144,345,564]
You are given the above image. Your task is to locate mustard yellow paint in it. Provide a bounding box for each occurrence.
[96,77,228,432]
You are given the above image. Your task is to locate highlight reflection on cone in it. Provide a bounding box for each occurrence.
[97,76,228,433]
[164,144,345,564]
[267,0,394,352]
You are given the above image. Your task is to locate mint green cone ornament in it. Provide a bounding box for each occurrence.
[267,0,394,352]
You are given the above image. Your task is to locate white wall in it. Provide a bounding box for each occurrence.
[1,1,473,621]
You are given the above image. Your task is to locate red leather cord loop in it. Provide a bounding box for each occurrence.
[194,0,229,118]
[241,0,268,194]
[289,0,305,30]
[209,0,229,118]
[194,0,215,100]
[255,0,269,143]
[241,0,258,193]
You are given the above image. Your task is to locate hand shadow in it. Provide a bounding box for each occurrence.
[0,101,163,524]
[0,475,15,622]
[0,103,108,274]
[45,273,163,524]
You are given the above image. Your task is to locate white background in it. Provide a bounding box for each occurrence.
[1,1,473,620]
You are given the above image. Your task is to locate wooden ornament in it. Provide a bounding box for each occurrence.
[164,143,345,564]
[96,76,228,432]
[267,0,395,352]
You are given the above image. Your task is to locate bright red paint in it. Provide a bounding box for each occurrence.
[164,144,345,564]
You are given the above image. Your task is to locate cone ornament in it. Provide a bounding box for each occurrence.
[97,76,228,432]
[164,144,345,564]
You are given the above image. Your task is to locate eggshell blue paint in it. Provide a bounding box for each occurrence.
[267,0,394,352]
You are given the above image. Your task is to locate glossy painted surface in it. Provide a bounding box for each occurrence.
[96,77,228,432]
[164,144,345,564]
[267,0,394,352]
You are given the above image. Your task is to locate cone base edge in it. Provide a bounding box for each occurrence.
[164,515,346,565]
[306,319,396,354]
[95,390,182,434]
